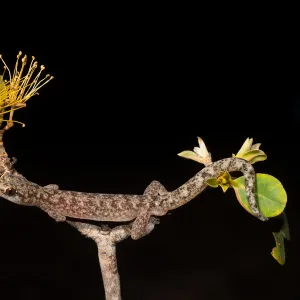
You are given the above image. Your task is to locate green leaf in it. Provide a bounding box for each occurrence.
[232,173,287,218]
[251,143,261,150]
[248,154,267,164]
[206,178,219,188]
[271,232,286,265]
[241,149,267,164]
[235,137,253,157]
[177,150,204,164]
[271,212,290,265]
[280,212,290,240]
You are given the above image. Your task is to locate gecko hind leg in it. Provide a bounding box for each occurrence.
[132,181,168,240]
[144,180,168,196]
[131,209,153,240]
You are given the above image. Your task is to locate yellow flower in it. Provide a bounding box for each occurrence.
[0,51,53,128]
[233,137,267,164]
[206,171,232,192]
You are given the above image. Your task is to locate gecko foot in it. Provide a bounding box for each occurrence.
[144,217,160,237]
[100,224,111,235]
[149,216,160,225]
[131,209,153,240]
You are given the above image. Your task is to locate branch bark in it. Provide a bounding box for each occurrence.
[67,221,132,300]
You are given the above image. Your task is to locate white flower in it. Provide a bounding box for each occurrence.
[178,137,212,166]
[193,137,212,165]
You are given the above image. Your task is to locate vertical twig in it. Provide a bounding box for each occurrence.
[67,221,132,300]
[97,242,121,300]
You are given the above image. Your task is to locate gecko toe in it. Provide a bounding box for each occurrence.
[150,216,160,225]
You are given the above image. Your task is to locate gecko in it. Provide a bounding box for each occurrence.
[0,157,267,240]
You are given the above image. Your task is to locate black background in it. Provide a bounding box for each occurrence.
[0,7,299,300]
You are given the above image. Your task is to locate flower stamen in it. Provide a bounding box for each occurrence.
[0,51,53,129]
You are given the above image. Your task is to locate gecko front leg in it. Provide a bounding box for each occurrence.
[39,184,65,221]
[131,209,152,240]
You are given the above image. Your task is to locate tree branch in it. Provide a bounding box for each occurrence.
[67,221,132,300]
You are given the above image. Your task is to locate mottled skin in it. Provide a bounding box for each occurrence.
[0,157,267,240]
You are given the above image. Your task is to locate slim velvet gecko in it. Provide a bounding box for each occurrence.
[0,157,267,240]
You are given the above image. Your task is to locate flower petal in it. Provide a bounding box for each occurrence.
[236,137,253,157]
[177,150,206,164]
[193,147,203,157]
[206,178,219,188]
[197,137,209,156]
[196,137,212,165]
[241,149,267,164]
[251,143,261,150]
[219,183,230,193]
[248,154,267,164]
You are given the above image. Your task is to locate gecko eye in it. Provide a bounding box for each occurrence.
[5,188,16,196]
